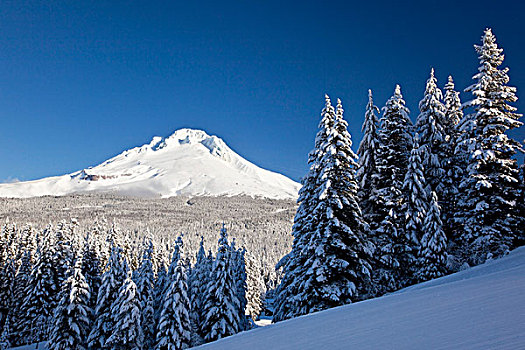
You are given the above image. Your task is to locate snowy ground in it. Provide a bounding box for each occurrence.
[196,247,525,349]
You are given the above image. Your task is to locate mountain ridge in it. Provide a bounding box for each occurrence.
[0,128,300,199]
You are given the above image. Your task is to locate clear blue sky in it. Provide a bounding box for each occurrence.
[0,0,523,182]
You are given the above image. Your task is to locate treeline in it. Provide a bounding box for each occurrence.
[0,221,264,349]
[274,28,524,322]
[0,194,296,291]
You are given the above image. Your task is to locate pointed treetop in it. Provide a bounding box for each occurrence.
[324,94,333,109]
[473,27,504,67]
[444,75,456,93]
[483,27,494,41]
[335,98,344,120]
[219,224,228,246]
[394,84,402,96]
[426,68,438,89]
[413,132,420,145]
[443,75,462,128]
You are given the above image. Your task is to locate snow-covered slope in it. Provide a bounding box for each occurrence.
[197,247,525,350]
[0,129,300,199]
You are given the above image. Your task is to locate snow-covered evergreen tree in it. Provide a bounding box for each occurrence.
[402,134,428,283]
[17,228,59,344]
[48,258,92,350]
[153,261,168,325]
[298,98,373,313]
[417,191,448,282]
[81,233,101,314]
[189,236,209,340]
[202,226,241,341]
[455,28,523,265]
[273,95,336,322]
[231,241,248,331]
[357,89,382,227]
[135,239,156,349]
[0,259,15,310]
[88,245,126,349]
[244,253,264,322]
[415,68,447,194]
[276,97,373,321]
[373,85,413,294]
[90,222,110,270]
[0,224,9,269]
[15,225,36,262]
[442,75,464,241]
[53,222,74,292]
[9,250,32,346]
[0,224,17,268]
[106,259,144,350]
[155,238,192,350]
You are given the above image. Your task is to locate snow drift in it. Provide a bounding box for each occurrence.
[0,129,300,199]
[196,247,525,350]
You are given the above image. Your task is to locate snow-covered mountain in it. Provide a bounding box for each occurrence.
[0,128,300,199]
[196,247,525,350]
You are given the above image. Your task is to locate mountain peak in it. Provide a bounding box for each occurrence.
[167,128,213,143]
[0,128,300,199]
[139,128,232,162]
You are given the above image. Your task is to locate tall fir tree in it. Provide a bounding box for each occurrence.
[0,224,9,269]
[18,228,60,344]
[153,261,169,326]
[15,225,36,262]
[0,259,15,311]
[415,68,447,194]
[357,89,382,227]
[298,98,373,313]
[442,75,464,242]
[53,222,75,292]
[88,245,127,349]
[276,97,373,321]
[106,259,144,350]
[402,134,428,283]
[135,239,156,349]
[81,233,102,314]
[373,85,413,294]
[155,238,192,350]
[273,95,336,322]
[417,191,448,282]
[244,253,264,322]
[231,241,248,331]
[9,250,32,346]
[455,28,523,265]
[202,226,241,341]
[189,236,209,341]
[48,258,92,350]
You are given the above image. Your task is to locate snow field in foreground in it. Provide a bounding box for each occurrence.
[196,247,525,350]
